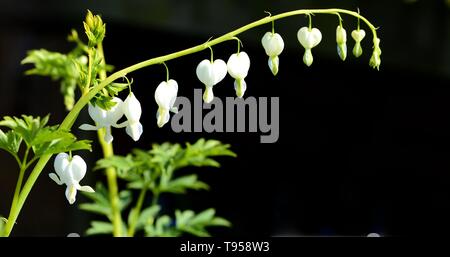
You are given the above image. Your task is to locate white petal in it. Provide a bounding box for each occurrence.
[88,103,108,125]
[303,48,314,66]
[156,108,170,128]
[78,185,95,193]
[105,97,124,125]
[336,26,347,44]
[79,124,99,131]
[297,27,322,49]
[65,185,77,205]
[212,59,227,85]
[234,79,247,98]
[268,56,279,75]
[49,173,63,185]
[227,51,250,79]
[351,29,366,42]
[196,59,215,86]
[261,32,284,57]
[54,153,69,179]
[123,93,142,123]
[70,155,87,182]
[155,79,178,110]
[203,86,214,103]
[126,122,143,141]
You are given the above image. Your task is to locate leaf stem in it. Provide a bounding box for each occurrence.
[127,187,147,236]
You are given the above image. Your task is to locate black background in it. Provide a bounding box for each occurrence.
[1,0,450,237]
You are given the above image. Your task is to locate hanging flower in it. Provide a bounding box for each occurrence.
[336,25,347,61]
[297,27,322,66]
[227,51,250,98]
[79,97,124,144]
[49,153,94,205]
[122,92,143,141]
[369,37,382,70]
[196,59,227,103]
[154,79,178,127]
[261,32,285,75]
[351,29,366,58]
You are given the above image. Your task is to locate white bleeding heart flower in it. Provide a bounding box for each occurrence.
[196,59,227,103]
[297,27,322,66]
[351,29,366,58]
[336,25,347,61]
[369,37,382,70]
[227,51,250,98]
[155,79,178,127]
[49,153,94,205]
[122,92,143,141]
[79,97,124,144]
[261,32,284,75]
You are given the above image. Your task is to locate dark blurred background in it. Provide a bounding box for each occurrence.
[1,0,450,236]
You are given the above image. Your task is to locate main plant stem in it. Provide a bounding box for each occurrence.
[97,42,124,237]
[2,8,378,236]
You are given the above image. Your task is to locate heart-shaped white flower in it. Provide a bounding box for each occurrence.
[351,29,366,43]
[122,92,143,141]
[155,79,178,127]
[297,27,322,66]
[297,27,322,49]
[351,29,366,58]
[261,32,284,75]
[49,153,94,205]
[79,97,124,143]
[196,59,227,87]
[261,32,284,57]
[227,51,250,98]
[196,59,227,103]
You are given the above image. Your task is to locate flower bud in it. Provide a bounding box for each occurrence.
[369,38,382,70]
[336,26,347,61]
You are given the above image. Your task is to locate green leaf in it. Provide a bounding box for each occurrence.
[79,202,111,217]
[0,115,49,147]
[135,205,161,231]
[21,49,81,110]
[178,139,236,169]
[80,183,112,219]
[175,209,231,237]
[160,174,209,194]
[0,129,22,156]
[32,129,91,157]
[85,221,113,235]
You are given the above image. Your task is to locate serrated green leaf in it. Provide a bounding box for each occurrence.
[21,49,81,110]
[175,209,231,237]
[209,217,231,227]
[136,205,160,230]
[160,174,209,194]
[0,115,49,147]
[189,208,215,225]
[85,221,113,235]
[79,203,111,217]
[0,129,22,155]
